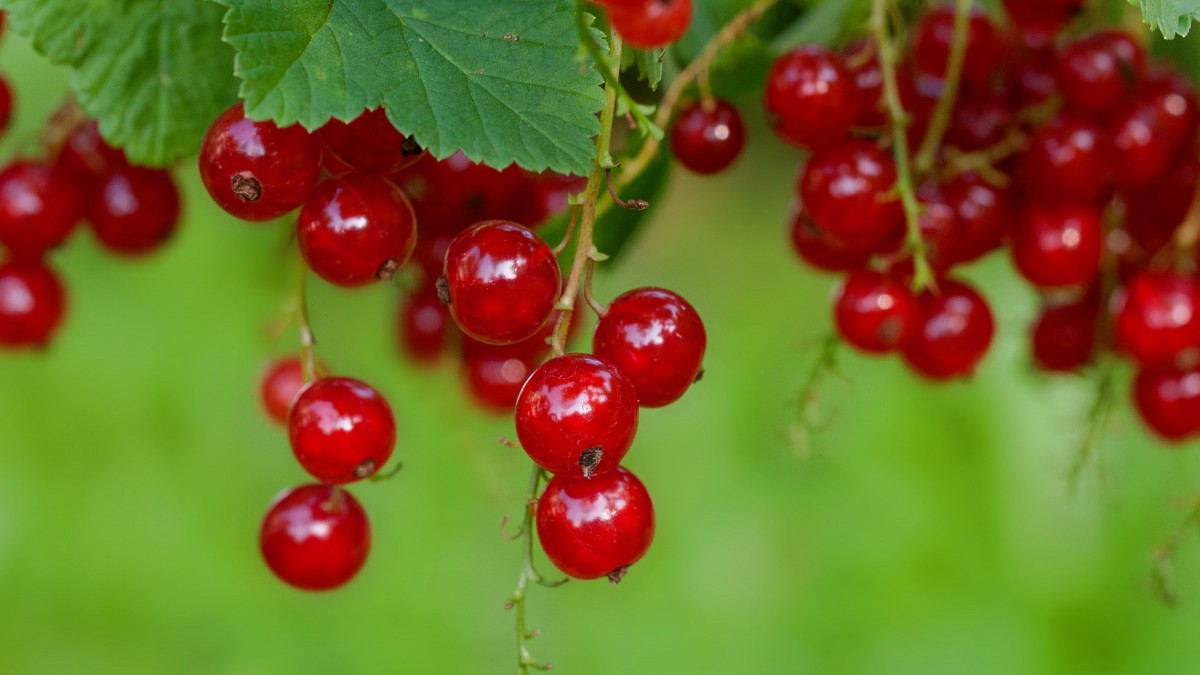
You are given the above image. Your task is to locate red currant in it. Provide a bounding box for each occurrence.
[670,99,746,175]
[1057,31,1145,120]
[0,160,83,258]
[607,0,693,50]
[842,40,884,129]
[1111,271,1200,368]
[0,258,66,347]
[55,119,127,178]
[1010,205,1102,289]
[442,220,560,345]
[1132,366,1200,441]
[318,108,424,175]
[834,270,917,354]
[198,103,322,222]
[462,337,544,413]
[391,152,536,235]
[86,166,181,256]
[297,173,417,287]
[0,74,12,137]
[1002,0,1081,33]
[593,287,706,408]
[901,279,995,380]
[911,6,1005,89]
[1031,295,1097,372]
[260,356,328,426]
[288,376,396,483]
[536,466,655,582]
[1110,71,1200,188]
[764,46,857,150]
[399,283,453,365]
[798,139,903,248]
[259,484,370,591]
[516,353,639,478]
[788,206,874,273]
[1019,115,1111,206]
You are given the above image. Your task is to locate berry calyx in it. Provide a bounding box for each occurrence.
[288,376,397,484]
[516,354,639,478]
[669,99,746,175]
[536,466,655,582]
[0,258,66,348]
[259,484,370,591]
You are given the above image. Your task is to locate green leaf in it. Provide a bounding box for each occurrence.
[1,0,237,166]
[1133,0,1200,39]
[624,47,666,90]
[214,0,606,175]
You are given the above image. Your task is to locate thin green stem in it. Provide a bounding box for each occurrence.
[870,0,933,292]
[913,0,970,175]
[1151,495,1200,606]
[787,333,842,458]
[1067,357,1117,495]
[509,464,562,674]
[296,255,317,382]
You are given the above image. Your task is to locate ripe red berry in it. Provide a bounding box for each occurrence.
[259,356,328,426]
[1057,31,1145,120]
[259,484,370,591]
[799,139,903,249]
[947,95,1011,152]
[1123,158,1198,262]
[318,108,424,175]
[842,40,884,129]
[391,152,536,236]
[788,207,874,273]
[536,466,655,582]
[516,353,639,478]
[670,100,746,175]
[86,166,181,256]
[1010,206,1102,289]
[593,287,706,408]
[461,337,544,413]
[941,172,1013,262]
[901,279,995,380]
[1132,366,1200,441]
[911,6,1004,89]
[1110,72,1200,188]
[1019,116,1111,206]
[0,258,66,347]
[1111,271,1200,368]
[1031,296,1097,372]
[1007,47,1060,108]
[297,173,417,287]
[442,220,561,345]
[399,283,453,365]
[288,376,396,484]
[607,0,693,50]
[0,74,12,136]
[198,103,322,222]
[0,160,83,258]
[1002,0,1081,32]
[55,119,127,178]
[764,46,857,150]
[833,271,917,354]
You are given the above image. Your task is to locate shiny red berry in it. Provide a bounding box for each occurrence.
[461,337,544,413]
[1010,206,1102,289]
[1111,271,1200,368]
[764,46,857,150]
[318,108,424,175]
[1019,116,1111,206]
[593,287,706,408]
[833,270,917,354]
[536,466,655,582]
[55,119,127,178]
[259,356,328,425]
[259,484,370,591]
[1057,31,1145,120]
[0,259,66,347]
[1132,366,1200,441]
[442,220,560,345]
[902,279,995,380]
[391,152,536,235]
[1031,296,1097,372]
[1002,0,1081,32]
[799,139,903,248]
[297,173,417,287]
[0,160,83,258]
[516,354,639,478]
[670,100,745,175]
[399,283,453,365]
[607,0,693,50]
[788,207,874,273]
[86,166,181,256]
[842,40,884,129]
[198,103,322,222]
[288,376,396,484]
[911,6,1004,89]
[1110,72,1200,188]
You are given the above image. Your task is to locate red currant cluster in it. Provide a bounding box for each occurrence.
[760,1,1200,444]
[0,97,182,349]
[594,0,693,49]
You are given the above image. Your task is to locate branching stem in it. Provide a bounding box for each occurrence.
[913,0,970,175]
[508,464,563,674]
[1150,495,1200,606]
[787,333,842,458]
[296,255,317,382]
[1067,357,1117,495]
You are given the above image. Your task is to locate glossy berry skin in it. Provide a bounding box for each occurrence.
[442,220,560,345]
[607,0,692,50]
[399,284,453,365]
[1132,367,1200,441]
[392,152,536,236]
[198,104,322,222]
[536,466,655,581]
[788,207,874,273]
[901,279,994,380]
[55,119,127,178]
[0,259,66,347]
[0,160,83,258]
[318,108,424,175]
[764,46,857,150]
[87,166,181,256]
[593,288,706,408]
[462,337,543,413]
[833,271,917,354]
[1019,116,1111,206]
[799,139,903,248]
[670,100,745,175]
[1110,73,1200,188]
[288,377,396,484]
[942,172,1012,261]
[1111,271,1200,368]
[259,356,328,425]
[259,484,370,591]
[842,40,884,129]
[1057,31,1145,120]
[1011,206,1102,289]
[297,173,417,287]
[516,354,639,478]
[1031,297,1097,372]
[910,6,1004,89]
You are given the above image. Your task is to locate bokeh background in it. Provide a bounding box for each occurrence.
[5,19,1200,675]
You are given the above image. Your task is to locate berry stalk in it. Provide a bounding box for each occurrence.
[507,464,562,674]
[912,0,971,175]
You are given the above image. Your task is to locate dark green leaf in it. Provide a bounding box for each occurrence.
[214,0,606,175]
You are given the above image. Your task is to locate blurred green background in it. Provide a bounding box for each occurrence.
[5,23,1200,675]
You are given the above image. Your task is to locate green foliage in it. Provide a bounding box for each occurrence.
[0,0,236,167]
[1133,0,1200,39]
[214,0,606,175]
